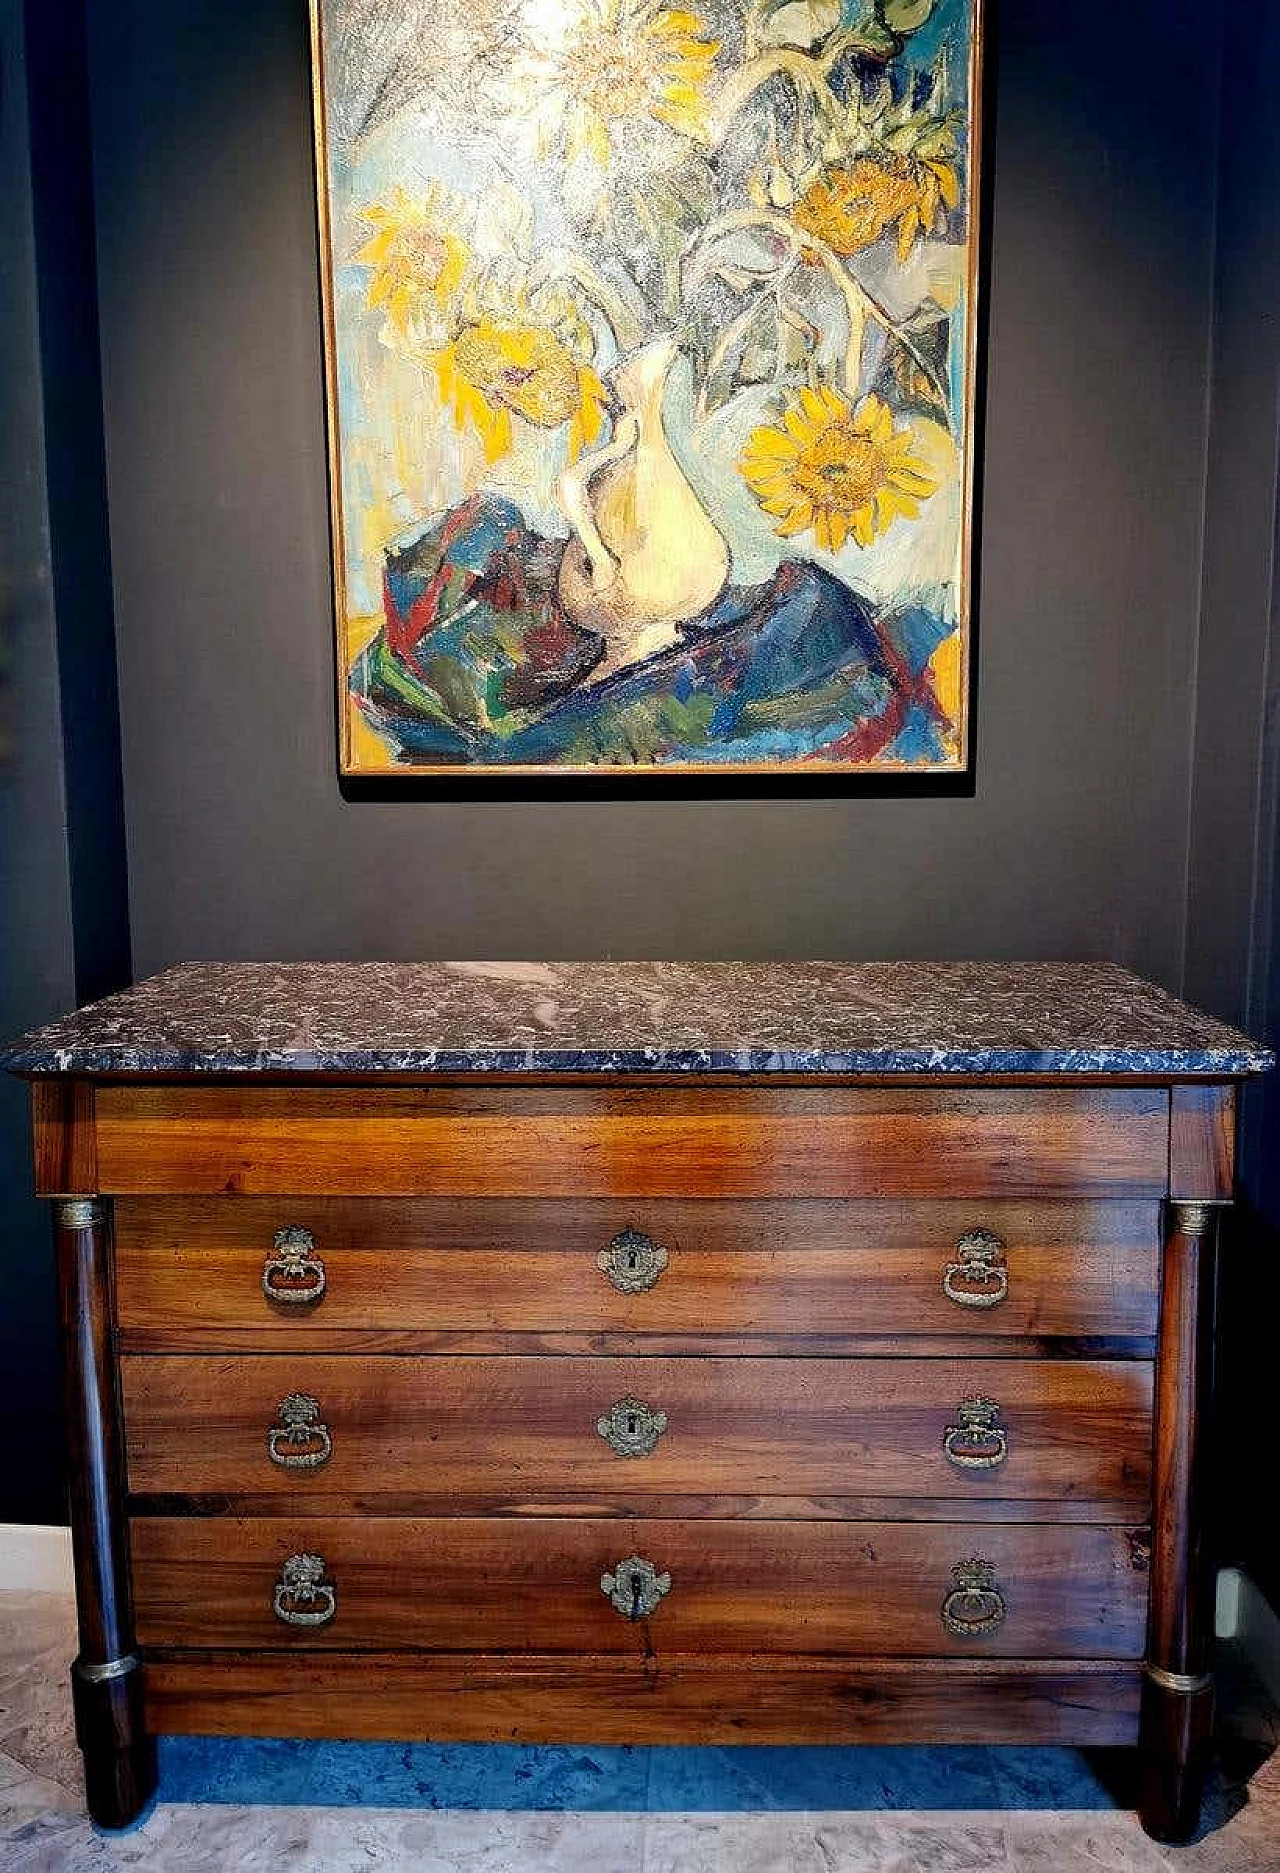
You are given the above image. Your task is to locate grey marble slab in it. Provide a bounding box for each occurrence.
[0,960,1271,1078]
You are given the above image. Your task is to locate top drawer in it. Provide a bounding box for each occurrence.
[112,1195,1161,1343]
[91,1085,1169,1199]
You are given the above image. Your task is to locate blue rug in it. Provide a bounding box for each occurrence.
[157,1740,1136,1813]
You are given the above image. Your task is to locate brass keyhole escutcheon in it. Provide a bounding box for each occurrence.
[597,1228,669,1294]
[601,1554,672,1620]
[596,1394,669,1458]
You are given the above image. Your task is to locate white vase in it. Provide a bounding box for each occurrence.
[557,336,730,678]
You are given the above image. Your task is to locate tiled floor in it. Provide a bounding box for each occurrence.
[2,1589,1278,1870]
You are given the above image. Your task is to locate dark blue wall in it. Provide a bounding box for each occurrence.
[87,0,1218,979]
[1187,0,1280,1604]
[0,0,128,1522]
[1,0,78,1524]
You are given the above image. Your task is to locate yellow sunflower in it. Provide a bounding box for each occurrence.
[794,153,960,263]
[355,186,470,336]
[739,388,938,552]
[537,0,720,164]
[432,319,609,465]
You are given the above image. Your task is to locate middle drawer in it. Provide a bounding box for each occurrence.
[120,1355,1153,1510]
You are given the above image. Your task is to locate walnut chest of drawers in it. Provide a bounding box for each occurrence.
[4,961,1271,1841]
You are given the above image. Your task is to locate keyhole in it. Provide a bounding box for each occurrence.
[628,1250,639,1270]
[629,1571,644,1619]
[627,1414,638,1435]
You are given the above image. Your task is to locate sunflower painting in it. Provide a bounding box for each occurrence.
[311,0,983,775]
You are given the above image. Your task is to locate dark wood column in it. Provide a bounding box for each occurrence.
[1138,1195,1222,1843]
[54,1196,156,1830]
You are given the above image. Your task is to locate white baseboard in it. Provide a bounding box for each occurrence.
[1215,1565,1242,1638]
[1219,1566,1280,1709]
[0,1523,73,1595]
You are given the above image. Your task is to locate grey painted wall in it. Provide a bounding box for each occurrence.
[0,0,130,1522]
[86,0,1220,981]
[0,0,77,1524]
[1185,1,1280,1036]
[1187,0,1280,1604]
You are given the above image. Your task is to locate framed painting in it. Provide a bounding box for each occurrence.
[310,0,984,777]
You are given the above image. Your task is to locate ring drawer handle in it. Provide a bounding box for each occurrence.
[943,1397,1008,1471]
[941,1558,1007,1637]
[597,1228,668,1294]
[597,1394,669,1458]
[601,1554,672,1620]
[262,1227,326,1306]
[272,1552,336,1628]
[267,1393,333,1472]
[942,1229,1008,1309]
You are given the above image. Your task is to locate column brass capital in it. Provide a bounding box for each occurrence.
[1168,1200,1224,1236]
[54,1198,103,1229]
[74,1652,140,1685]
[1144,1663,1213,1696]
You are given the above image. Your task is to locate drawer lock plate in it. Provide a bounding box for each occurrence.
[601,1554,672,1620]
[597,1229,669,1294]
[597,1395,669,1458]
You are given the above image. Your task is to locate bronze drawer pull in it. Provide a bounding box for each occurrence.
[942,1229,1008,1309]
[597,1228,668,1294]
[601,1554,672,1620]
[596,1394,668,1458]
[267,1393,333,1471]
[941,1558,1006,1637]
[943,1397,1008,1471]
[262,1227,326,1306]
[272,1552,336,1628]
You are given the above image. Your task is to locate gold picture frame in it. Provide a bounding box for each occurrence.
[310,0,985,778]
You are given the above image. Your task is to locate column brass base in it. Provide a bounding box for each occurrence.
[1137,1669,1214,1845]
[71,1655,157,1830]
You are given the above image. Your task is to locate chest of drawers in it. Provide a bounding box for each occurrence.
[4,961,1270,1843]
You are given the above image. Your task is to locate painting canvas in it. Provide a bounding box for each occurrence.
[311,0,983,775]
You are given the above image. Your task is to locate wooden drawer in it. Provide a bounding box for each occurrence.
[130,1516,1150,1658]
[112,1197,1162,1346]
[142,1654,1144,1748]
[94,1085,1169,1198]
[120,1354,1153,1511]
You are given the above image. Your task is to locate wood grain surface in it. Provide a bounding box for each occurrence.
[54,1197,158,1827]
[1168,1084,1235,1201]
[120,1354,1153,1509]
[33,1081,97,1195]
[111,1196,1162,1341]
[129,1515,1150,1659]
[93,1085,1170,1197]
[142,1652,1142,1746]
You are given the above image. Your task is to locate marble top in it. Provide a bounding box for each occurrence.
[0,960,1270,1078]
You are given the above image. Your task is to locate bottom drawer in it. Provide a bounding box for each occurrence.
[143,1653,1143,1748]
[131,1517,1149,1659]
